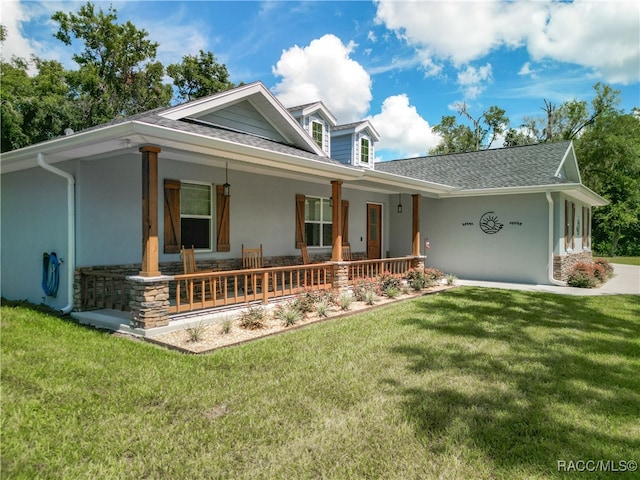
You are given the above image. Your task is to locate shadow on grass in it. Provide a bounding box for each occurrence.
[388,287,640,478]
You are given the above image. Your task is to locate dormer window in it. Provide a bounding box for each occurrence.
[312,121,323,149]
[360,137,370,164]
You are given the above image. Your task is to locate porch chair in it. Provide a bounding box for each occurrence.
[341,242,352,262]
[181,245,220,301]
[242,244,264,293]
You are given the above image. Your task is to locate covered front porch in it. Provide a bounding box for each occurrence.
[73,146,427,332]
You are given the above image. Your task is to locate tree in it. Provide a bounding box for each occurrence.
[575,112,640,256]
[1,28,80,152]
[522,83,621,143]
[51,2,172,127]
[167,50,235,103]
[430,103,509,154]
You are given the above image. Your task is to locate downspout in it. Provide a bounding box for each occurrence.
[37,153,76,313]
[545,191,565,286]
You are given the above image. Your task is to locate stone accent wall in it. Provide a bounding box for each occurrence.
[129,277,171,329]
[553,251,593,282]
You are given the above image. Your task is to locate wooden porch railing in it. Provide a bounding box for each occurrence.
[348,257,413,283]
[79,257,417,316]
[169,263,333,314]
[81,271,130,311]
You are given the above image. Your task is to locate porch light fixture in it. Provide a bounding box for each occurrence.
[397,193,403,214]
[223,163,231,197]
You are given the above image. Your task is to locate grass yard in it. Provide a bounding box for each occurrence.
[603,256,640,266]
[2,288,639,479]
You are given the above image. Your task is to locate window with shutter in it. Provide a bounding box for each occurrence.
[164,179,181,253]
[164,179,216,252]
[295,194,349,247]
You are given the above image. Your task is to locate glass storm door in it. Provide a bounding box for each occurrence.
[367,203,382,259]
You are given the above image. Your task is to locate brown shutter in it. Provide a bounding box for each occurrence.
[164,179,181,253]
[341,200,349,244]
[216,185,230,252]
[295,194,306,247]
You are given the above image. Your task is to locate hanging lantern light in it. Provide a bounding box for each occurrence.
[223,163,231,197]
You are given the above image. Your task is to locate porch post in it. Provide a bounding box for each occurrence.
[139,146,161,277]
[412,194,420,256]
[331,180,343,261]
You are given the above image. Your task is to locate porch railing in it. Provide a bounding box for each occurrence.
[79,256,418,316]
[81,271,130,311]
[348,257,413,283]
[169,263,333,314]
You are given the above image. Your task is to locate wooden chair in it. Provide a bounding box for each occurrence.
[242,244,263,293]
[341,242,352,262]
[242,244,264,269]
[181,245,219,301]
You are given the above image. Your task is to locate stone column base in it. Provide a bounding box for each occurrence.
[410,255,426,270]
[128,275,171,329]
[331,262,350,293]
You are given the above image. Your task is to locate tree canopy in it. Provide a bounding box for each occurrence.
[0,2,236,152]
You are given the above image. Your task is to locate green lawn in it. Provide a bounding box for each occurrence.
[2,289,639,479]
[602,256,640,266]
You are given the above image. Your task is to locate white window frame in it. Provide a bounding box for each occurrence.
[304,195,332,248]
[311,121,324,149]
[180,180,214,251]
[360,137,370,164]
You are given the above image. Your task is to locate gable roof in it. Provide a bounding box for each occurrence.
[331,120,380,142]
[287,101,338,126]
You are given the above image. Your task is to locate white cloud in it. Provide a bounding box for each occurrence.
[272,34,372,122]
[1,1,39,62]
[375,0,640,84]
[368,94,441,159]
[457,63,493,99]
[518,62,536,78]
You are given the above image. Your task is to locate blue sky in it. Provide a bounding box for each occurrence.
[2,0,639,160]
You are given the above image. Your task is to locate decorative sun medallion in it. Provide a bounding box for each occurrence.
[479,211,504,234]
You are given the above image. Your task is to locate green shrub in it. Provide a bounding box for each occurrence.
[377,271,401,291]
[406,268,427,290]
[273,301,303,326]
[423,268,445,285]
[338,293,353,311]
[219,317,232,334]
[364,289,378,305]
[594,258,614,279]
[185,322,205,342]
[383,286,400,299]
[238,305,266,329]
[567,270,597,288]
[353,279,379,301]
[445,274,457,285]
[315,299,332,317]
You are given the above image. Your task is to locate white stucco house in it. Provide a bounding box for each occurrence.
[0,82,607,330]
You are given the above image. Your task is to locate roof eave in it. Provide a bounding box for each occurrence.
[445,183,608,206]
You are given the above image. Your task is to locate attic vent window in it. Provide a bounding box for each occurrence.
[312,121,323,148]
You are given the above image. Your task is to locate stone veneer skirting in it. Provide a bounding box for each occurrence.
[553,251,593,282]
[73,250,368,312]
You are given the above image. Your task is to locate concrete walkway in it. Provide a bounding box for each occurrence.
[456,263,640,296]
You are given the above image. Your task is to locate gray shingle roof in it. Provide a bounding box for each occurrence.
[138,114,356,169]
[375,141,572,189]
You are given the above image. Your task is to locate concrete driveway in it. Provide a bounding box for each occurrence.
[457,263,640,296]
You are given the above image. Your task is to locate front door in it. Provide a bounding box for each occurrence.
[367,203,382,259]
